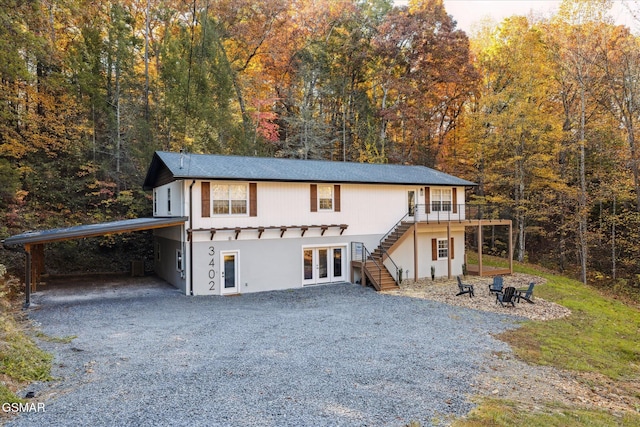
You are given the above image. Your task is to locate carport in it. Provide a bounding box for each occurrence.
[2,217,187,307]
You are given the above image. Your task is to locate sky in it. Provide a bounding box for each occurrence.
[443,0,562,33]
[396,1,638,34]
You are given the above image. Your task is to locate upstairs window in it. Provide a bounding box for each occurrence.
[213,184,247,215]
[310,184,340,212]
[167,188,171,213]
[318,185,333,210]
[431,189,452,212]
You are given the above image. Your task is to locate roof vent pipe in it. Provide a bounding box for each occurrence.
[179,149,184,169]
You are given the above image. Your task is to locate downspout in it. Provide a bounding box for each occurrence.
[189,180,196,295]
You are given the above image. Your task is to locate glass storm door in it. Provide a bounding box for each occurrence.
[332,248,344,281]
[408,190,416,217]
[317,248,330,284]
[221,251,238,294]
[303,249,314,285]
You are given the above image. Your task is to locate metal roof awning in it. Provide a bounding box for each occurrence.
[3,217,188,246]
[4,217,188,309]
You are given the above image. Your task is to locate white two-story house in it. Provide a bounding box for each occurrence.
[143,151,512,296]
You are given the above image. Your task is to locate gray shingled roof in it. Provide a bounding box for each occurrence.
[144,151,476,188]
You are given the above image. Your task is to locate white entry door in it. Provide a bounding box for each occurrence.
[221,251,239,294]
[302,246,345,285]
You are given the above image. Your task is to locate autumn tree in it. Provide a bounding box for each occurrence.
[546,0,613,284]
[462,17,563,262]
[372,0,478,166]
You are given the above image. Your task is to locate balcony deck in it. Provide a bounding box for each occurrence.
[466,264,511,277]
[409,204,514,277]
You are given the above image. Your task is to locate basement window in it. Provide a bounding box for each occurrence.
[176,249,183,272]
[437,238,449,259]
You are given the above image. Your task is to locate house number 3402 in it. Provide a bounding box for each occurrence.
[208,246,216,290]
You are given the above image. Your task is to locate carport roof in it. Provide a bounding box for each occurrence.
[3,217,188,246]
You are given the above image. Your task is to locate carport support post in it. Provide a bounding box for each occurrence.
[24,244,31,308]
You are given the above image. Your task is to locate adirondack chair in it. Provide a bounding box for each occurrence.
[496,286,516,307]
[489,276,504,294]
[456,276,474,298]
[516,282,535,304]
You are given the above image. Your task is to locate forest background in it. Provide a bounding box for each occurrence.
[1,0,639,293]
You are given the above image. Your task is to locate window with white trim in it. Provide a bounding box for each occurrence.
[432,189,452,212]
[176,249,183,272]
[167,188,171,213]
[153,190,157,215]
[212,184,248,215]
[437,238,449,259]
[318,185,333,210]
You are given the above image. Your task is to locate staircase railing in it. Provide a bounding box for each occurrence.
[378,213,411,285]
[364,245,382,288]
[412,203,510,223]
[380,212,411,246]
[351,242,382,289]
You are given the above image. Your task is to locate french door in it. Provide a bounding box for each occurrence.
[303,246,345,285]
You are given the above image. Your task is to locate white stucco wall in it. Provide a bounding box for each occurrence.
[190,181,427,237]
[152,178,471,294]
[153,181,185,217]
[387,225,466,280]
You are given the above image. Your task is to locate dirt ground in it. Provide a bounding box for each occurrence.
[383,274,640,416]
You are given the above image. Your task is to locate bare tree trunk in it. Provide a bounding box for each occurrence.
[612,194,616,280]
[115,58,121,189]
[578,86,588,285]
[144,0,150,121]
[379,85,388,156]
[627,129,640,211]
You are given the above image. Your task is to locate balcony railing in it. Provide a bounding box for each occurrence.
[411,203,511,223]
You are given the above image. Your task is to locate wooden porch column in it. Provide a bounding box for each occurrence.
[447,222,452,279]
[508,220,513,274]
[32,244,44,290]
[478,221,483,276]
[24,244,31,308]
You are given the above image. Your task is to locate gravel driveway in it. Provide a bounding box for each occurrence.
[8,277,521,427]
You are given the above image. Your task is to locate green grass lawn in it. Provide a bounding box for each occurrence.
[454,257,640,426]
[0,274,53,406]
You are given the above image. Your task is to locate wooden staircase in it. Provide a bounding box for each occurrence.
[363,258,398,291]
[370,222,413,260]
[363,222,413,291]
